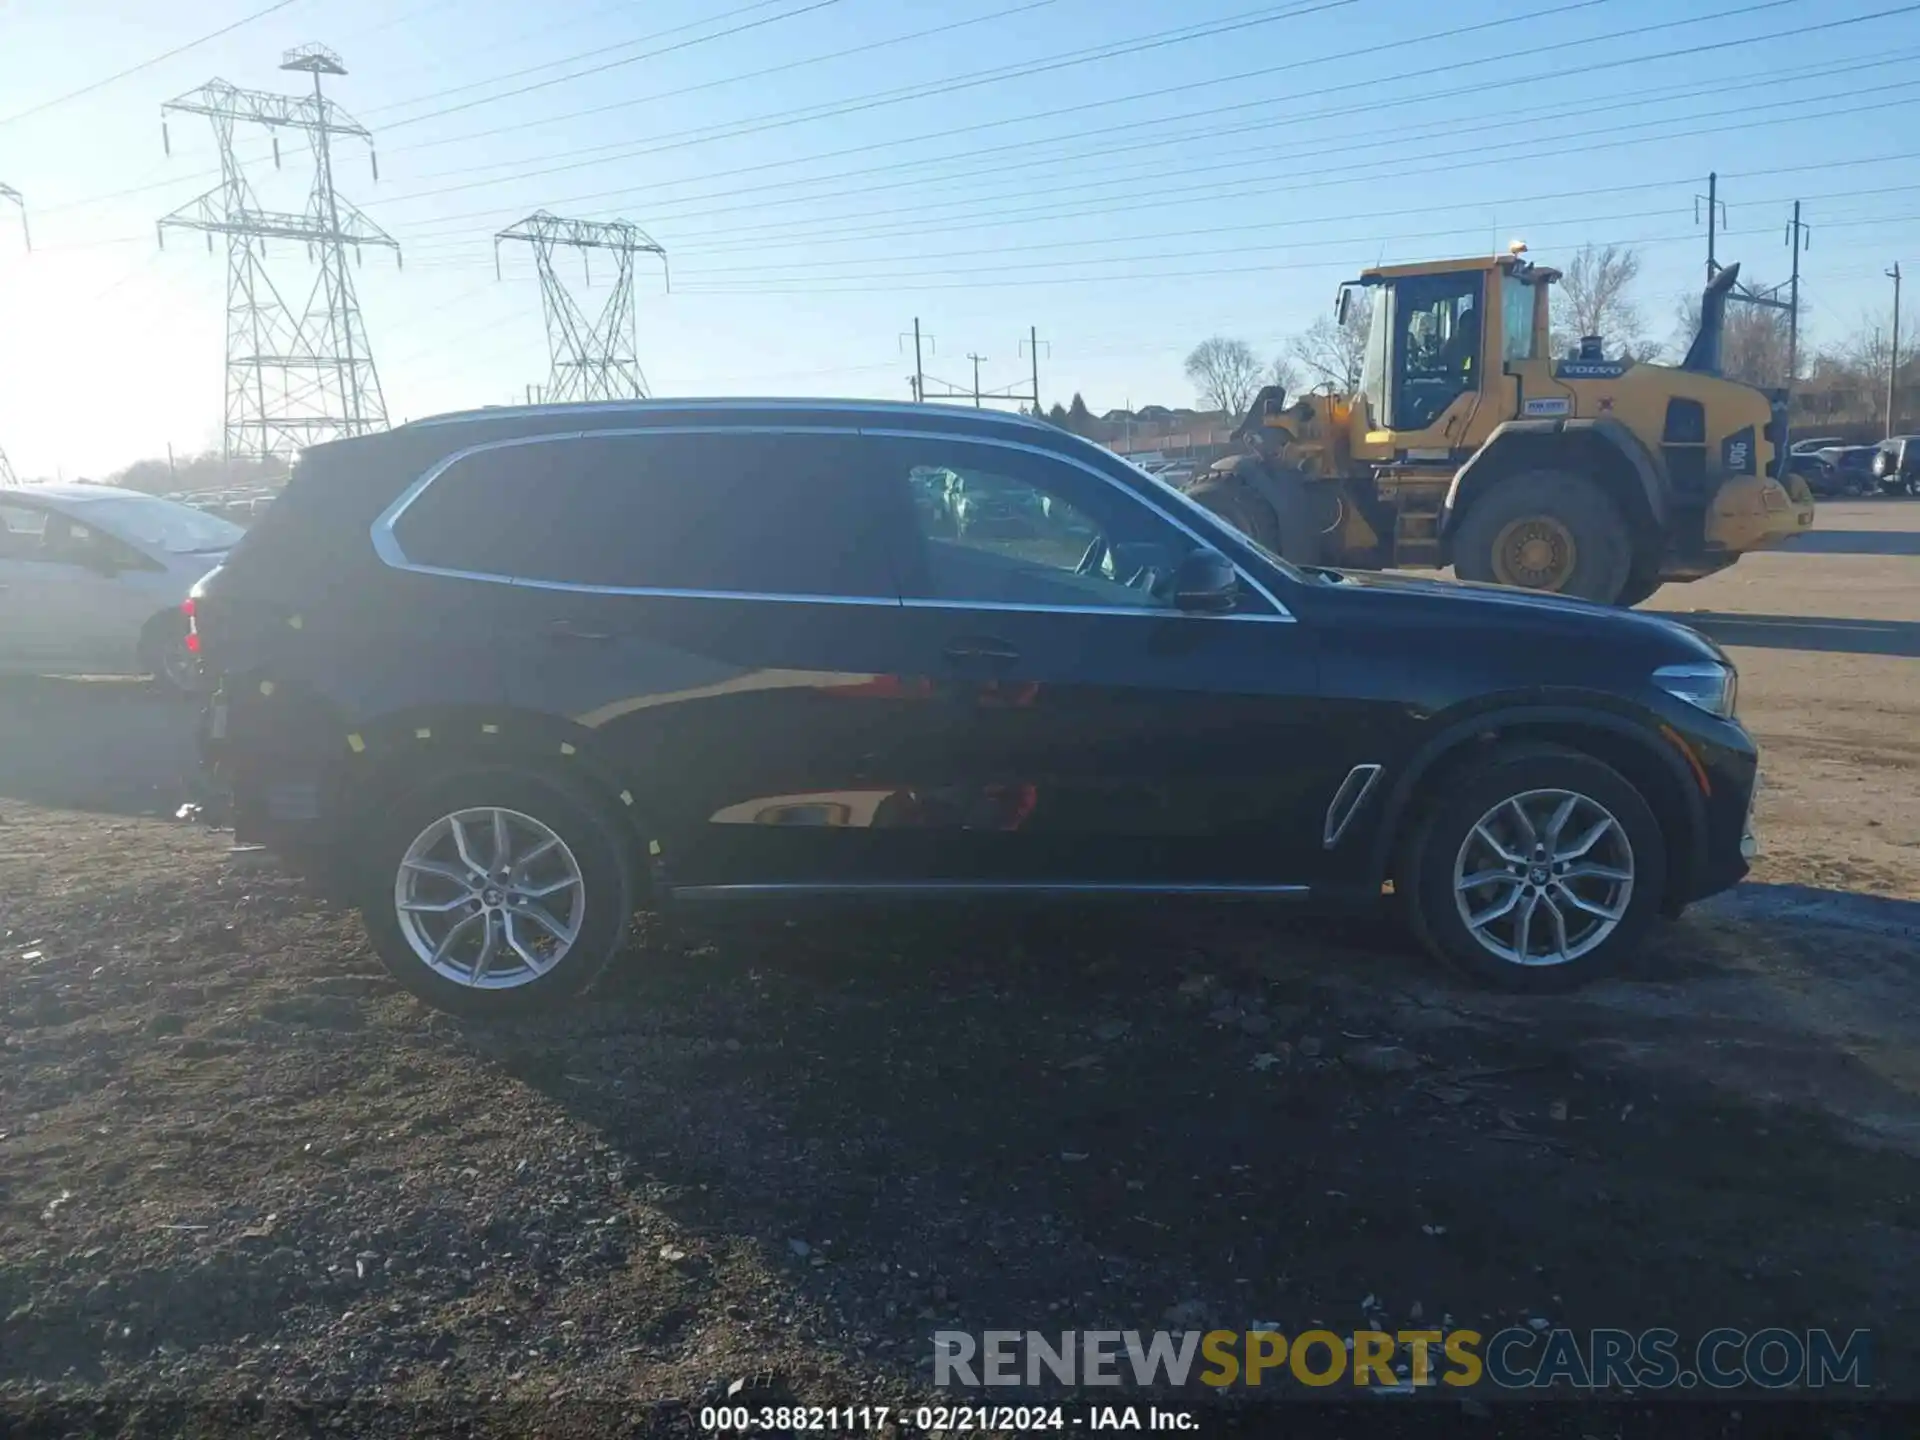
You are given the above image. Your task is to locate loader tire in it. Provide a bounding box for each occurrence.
[1615,563,1664,609]
[1452,470,1632,604]
[1186,475,1282,550]
[1188,464,1327,566]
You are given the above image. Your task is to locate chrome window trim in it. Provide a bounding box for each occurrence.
[371,423,1295,622]
[406,396,1052,430]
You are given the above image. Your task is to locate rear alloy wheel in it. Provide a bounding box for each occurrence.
[1452,470,1633,603]
[360,768,636,1015]
[1405,745,1665,991]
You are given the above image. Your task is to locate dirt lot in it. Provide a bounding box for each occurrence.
[2,501,1918,1434]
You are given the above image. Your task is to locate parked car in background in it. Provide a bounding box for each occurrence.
[192,399,1760,1015]
[1872,435,1920,495]
[1787,449,1845,497]
[1816,446,1879,496]
[0,484,239,691]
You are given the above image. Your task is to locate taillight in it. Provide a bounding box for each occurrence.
[181,597,202,653]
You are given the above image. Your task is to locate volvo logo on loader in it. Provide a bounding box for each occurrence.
[1185,250,1816,608]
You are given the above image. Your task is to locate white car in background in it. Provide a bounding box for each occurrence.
[0,484,241,692]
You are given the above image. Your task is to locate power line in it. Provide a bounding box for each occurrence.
[362,0,1899,257]
[543,48,1920,251]
[362,0,1841,220]
[379,0,844,131]
[365,0,1363,205]
[19,0,846,215]
[389,0,1067,156]
[364,0,833,120]
[0,0,304,128]
[9,0,1817,228]
[605,89,1920,265]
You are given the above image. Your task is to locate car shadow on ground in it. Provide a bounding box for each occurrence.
[0,675,201,816]
[445,897,1920,1401]
[1782,528,1920,556]
[1662,612,1920,657]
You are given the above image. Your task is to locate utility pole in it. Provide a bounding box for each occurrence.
[1784,203,1808,392]
[1888,262,1903,439]
[1020,326,1050,414]
[496,212,667,402]
[0,185,25,485]
[899,320,930,402]
[1695,172,1726,281]
[158,45,399,461]
[915,329,1047,410]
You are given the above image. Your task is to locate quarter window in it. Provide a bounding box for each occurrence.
[390,430,897,598]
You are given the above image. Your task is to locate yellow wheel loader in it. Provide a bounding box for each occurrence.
[1186,249,1816,606]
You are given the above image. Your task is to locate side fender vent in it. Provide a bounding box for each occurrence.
[1324,763,1384,848]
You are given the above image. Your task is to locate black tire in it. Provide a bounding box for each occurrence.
[1186,474,1283,550]
[358,765,638,1017]
[1401,744,1666,992]
[139,610,205,695]
[1614,562,1663,609]
[1452,470,1633,603]
[1188,462,1329,565]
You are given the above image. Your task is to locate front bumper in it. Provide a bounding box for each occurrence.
[1703,473,1816,554]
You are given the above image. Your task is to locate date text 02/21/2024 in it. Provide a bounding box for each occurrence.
[697,1404,1198,1431]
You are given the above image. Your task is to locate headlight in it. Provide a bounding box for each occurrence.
[1654,661,1738,719]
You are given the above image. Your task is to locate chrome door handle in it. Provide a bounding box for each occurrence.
[942,637,1019,665]
[546,620,613,644]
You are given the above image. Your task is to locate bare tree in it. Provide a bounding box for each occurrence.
[1551,244,1653,360]
[1805,309,1920,429]
[1267,354,1303,399]
[1288,290,1372,394]
[1184,336,1265,418]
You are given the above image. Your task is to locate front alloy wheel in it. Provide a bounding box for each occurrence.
[1451,789,1634,967]
[395,807,586,989]
[1405,744,1665,990]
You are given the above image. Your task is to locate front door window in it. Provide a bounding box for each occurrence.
[1389,270,1483,432]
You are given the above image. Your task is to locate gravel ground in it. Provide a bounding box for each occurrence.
[1,500,1918,1435]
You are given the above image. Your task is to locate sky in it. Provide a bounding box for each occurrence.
[2,0,1919,478]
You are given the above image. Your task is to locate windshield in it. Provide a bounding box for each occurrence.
[72,494,244,555]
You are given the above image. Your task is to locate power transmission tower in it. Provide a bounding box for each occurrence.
[0,184,25,484]
[495,212,667,403]
[1,184,28,251]
[158,44,399,461]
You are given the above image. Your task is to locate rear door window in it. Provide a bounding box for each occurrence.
[390,430,900,600]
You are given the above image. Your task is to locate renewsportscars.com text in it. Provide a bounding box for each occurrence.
[932,1327,1872,1390]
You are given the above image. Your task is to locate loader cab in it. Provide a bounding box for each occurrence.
[1340,252,1555,462]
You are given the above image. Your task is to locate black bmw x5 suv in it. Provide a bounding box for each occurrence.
[191,399,1758,1013]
